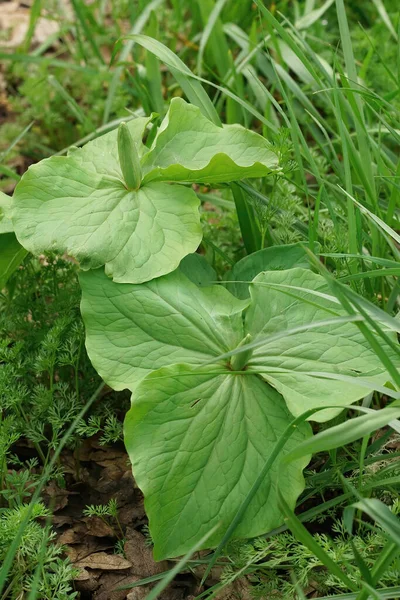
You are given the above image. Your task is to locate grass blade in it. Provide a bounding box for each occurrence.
[318,587,400,600]
[285,404,400,462]
[117,34,221,126]
[279,490,358,591]
[22,0,42,52]
[197,0,230,78]
[103,0,163,125]
[371,0,398,40]
[339,186,400,246]
[70,0,105,64]
[347,498,400,548]
[231,182,261,254]
[47,75,94,129]
[0,121,34,163]
[144,11,164,113]
[144,525,219,600]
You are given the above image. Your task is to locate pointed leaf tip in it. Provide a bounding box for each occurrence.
[230,334,253,371]
[118,122,142,190]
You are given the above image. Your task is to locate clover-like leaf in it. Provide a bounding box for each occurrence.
[225,243,311,299]
[79,266,248,390]
[124,364,311,560]
[12,99,279,283]
[81,266,395,402]
[12,117,201,284]
[245,268,399,421]
[142,98,279,183]
[80,266,398,557]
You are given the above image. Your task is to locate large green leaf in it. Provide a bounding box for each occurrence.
[13,117,201,284]
[245,269,398,421]
[225,243,311,299]
[81,266,397,557]
[0,191,13,234]
[0,193,27,288]
[79,267,247,390]
[14,169,201,284]
[13,100,279,284]
[124,364,311,560]
[142,98,279,184]
[0,233,27,290]
[178,253,217,287]
[82,267,395,409]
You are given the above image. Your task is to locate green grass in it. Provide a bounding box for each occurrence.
[0,0,399,598]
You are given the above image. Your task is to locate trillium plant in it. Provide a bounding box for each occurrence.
[8,99,398,560]
[11,98,278,283]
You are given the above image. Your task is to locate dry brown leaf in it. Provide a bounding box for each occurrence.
[93,573,143,600]
[91,450,129,466]
[126,585,152,600]
[52,514,74,527]
[66,539,111,563]
[214,578,252,600]
[44,480,71,512]
[60,450,82,476]
[74,568,91,582]
[118,501,145,526]
[74,568,102,594]
[75,551,132,571]
[124,529,168,578]
[58,526,86,546]
[126,581,186,600]
[83,515,115,538]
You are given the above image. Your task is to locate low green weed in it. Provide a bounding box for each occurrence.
[0,255,128,595]
[83,498,125,543]
[223,508,400,599]
[0,502,78,600]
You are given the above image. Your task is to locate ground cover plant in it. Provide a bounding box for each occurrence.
[1,0,400,598]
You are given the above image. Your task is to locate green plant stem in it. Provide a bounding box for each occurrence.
[75,337,83,401]
[114,515,125,540]
[99,515,119,539]
[358,434,370,492]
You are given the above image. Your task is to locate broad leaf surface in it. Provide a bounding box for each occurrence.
[81,266,397,557]
[81,267,396,414]
[124,364,311,560]
[142,98,279,183]
[179,253,216,287]
[0,193,27,288]
[13,100,279,283]
[0,233,27,289]
[0,191,13,234]
[225,243,311,299]
[12,115,200,284]
[80,267,247,390]
[13,164,201,283]
[245,268,398,421]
